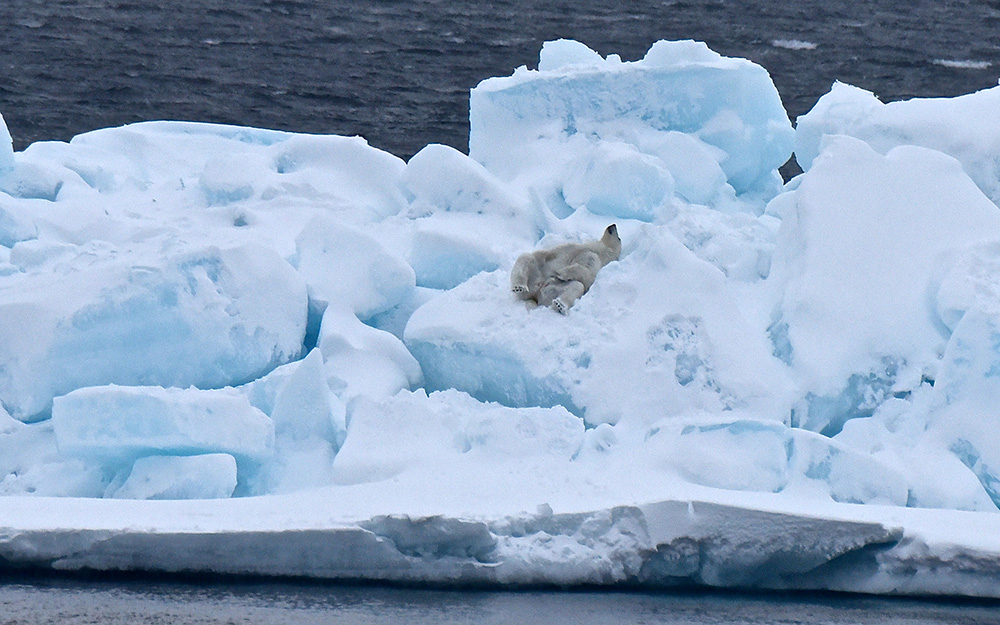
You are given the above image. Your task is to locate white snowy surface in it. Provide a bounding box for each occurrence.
[795,81,1000,206]
[2,39,1000,597]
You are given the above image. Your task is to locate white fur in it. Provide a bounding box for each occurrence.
[510,224,621,314]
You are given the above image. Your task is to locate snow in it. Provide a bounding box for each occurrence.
[2,38,1000,598]
[795,81,1000,206]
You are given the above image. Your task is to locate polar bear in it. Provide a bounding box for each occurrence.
[510,224,621,314]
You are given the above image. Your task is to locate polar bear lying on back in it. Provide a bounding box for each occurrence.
[510,224,621,314]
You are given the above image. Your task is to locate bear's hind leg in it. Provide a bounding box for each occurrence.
[510,255,540,301]
[537,278,565,308]
[551,280,585,315]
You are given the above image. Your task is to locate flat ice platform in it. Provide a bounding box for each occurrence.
[2,493,998,599]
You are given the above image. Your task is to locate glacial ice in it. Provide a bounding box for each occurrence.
[2,38,1000,597]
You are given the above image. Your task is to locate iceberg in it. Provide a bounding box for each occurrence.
[3,38,1000,598]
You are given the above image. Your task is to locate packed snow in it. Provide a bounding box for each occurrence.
[2,38,1000,598]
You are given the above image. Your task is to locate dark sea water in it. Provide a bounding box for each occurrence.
[2,1,1000,622]
[1,0,999,160]
[1,577,999,625]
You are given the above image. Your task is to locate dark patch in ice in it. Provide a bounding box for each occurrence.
[767,317,793,365]
[302,297,326,355]
[647,315,725,398]
[793,357,901,437]
[360,515,497,562]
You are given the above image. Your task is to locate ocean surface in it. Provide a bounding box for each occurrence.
[1,576,999,625]
[2,0,999,160]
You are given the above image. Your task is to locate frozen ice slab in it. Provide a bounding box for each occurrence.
[796,82,1000,206]
[293,216,415,319]
[470,39,793,215]
[401,143,539,290]
[646,419,907,506]
[768,136,1000,434]
[318,306,423,408]
[109,453,238,500]
[332,389,583,486]
[0,241,308,421]
[3,493,1000,599]
[52,385,274,464]
[0,112,13,174]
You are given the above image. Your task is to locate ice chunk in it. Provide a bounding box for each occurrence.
[0,410,108,498]
[318,306,423,407]
[796,82,1000,206]
[638,132,731,207]
[667,204,776,281]
[561,142,675,222]
[936,241,1000,332]
[293,216,415,319]
[268,349,345,445]
[0,242,308,421]
[646,418,907,505]
[928,308,1000,508]
[233,349,346,496]
[401,143,539,289]
[0,199,38,247]
[787,428,907,505]
[409,226,503,290]
[0,159,65,201]
[649,420,789,493]
[199,152,271,206]
[403,143,527,219]
[109,453,238,500]
[0,112,13,174]
[333,389,583,485]
[793,82,884,171]
[768,136,1000,432]
[52,385,274,463]
[538,38,605,71]
[267,133,408,221]
[8,239,76,270]
[835,391,998,512]
[470,39,793,203]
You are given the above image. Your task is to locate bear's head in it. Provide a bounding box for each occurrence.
[601,224,621,261]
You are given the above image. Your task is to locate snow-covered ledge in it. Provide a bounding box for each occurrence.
[2,493,999,598]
